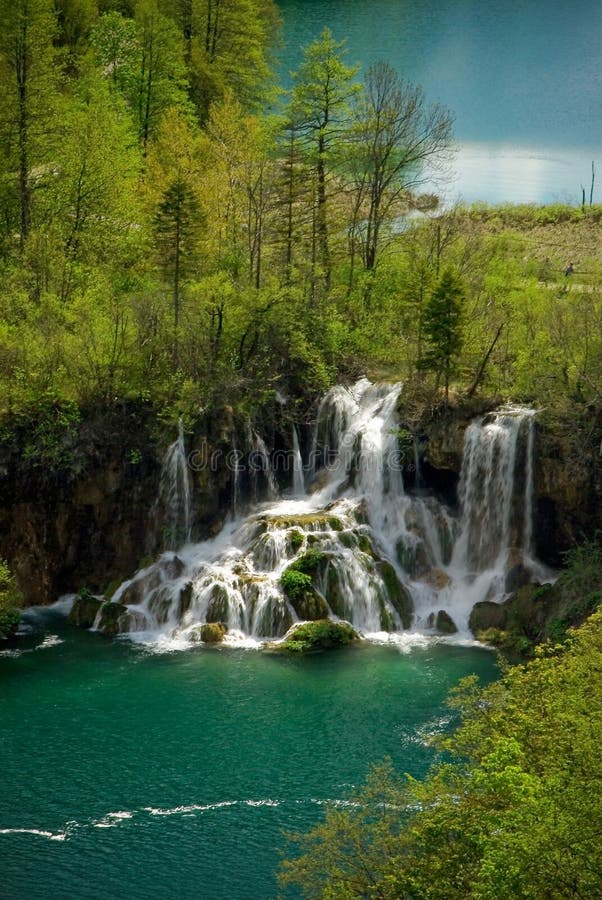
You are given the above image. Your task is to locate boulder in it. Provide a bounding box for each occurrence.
[376,561,413,628]
[269,619,359,653]
[504,562,531,593]
[435,609,458,634]
[96,600,129,636]
[199,622,227,643]
[68,592,103,629]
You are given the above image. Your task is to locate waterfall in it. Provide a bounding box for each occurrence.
[250,431,278,500]
[98,383,548,646]
[231,437,242,517]
[159,420,192,550]
[452,409,535,573]
[292,426,305,496]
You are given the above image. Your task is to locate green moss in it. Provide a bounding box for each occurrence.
[273,620,359,653]
[377,561,413,628]
[281,569,313,601]
[280,568,329,621]
[69,590,103,629]
[288,549,326,576]
[435,610,458,635]
[103,578,123,601]
[199,622,227,643]
[357,533,376,557]
[338,530,357,550]
[96,601,129,637]
[288,529,304,553]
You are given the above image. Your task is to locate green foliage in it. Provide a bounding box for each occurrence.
[280,568,313,602]
[281,609,602,897]
[288,549,325,576]
[419,267,465,400]
[0,559,22,639]
[0,3,598,444]
[276,619,358,654]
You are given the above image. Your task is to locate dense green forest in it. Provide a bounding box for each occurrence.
[1,0,600,434]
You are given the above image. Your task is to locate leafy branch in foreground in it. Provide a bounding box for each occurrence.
[280,608,602,898]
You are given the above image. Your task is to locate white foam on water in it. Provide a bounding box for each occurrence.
[0,828,67,841]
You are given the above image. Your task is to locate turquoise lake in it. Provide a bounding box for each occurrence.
[277,0,602,204]
[0,608,497,898]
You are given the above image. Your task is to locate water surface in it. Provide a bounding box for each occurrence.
[0,609,497,898]
[277,0,602,203]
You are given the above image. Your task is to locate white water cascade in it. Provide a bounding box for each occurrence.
[158,419,193,550]
[98,381,549,646]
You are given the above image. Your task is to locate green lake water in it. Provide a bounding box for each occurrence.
[277,0,602,204]
[0,608,497,898]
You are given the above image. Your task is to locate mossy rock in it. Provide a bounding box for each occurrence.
[272,620,360,654]
[288,549,327,576]
[103,578,124,601]
[338,530,357,550]
[435,610,458,634]
[378,601,397,632]
[206,584,231,622]
[357,532,377,558]
[396,537,429,578]
[280,568,329,621]
[376,561,413,628]
[325,564,345,618]
[263,513,344,532]
[68,592,103,629]
[199,622,227,643]
[96,601,129,637]
[287,529,304,554]
[469,600,508,634]
[177,581,194,618]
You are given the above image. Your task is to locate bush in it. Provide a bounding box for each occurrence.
[0,559,22,640]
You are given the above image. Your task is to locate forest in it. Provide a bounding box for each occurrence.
[0,0,600,435]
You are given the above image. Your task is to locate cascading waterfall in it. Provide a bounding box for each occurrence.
[158,419,193,549]
[97,382,548,645]
[291,426,305,496]
[250,431,278,500]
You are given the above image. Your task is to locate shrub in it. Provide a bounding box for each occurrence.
[0,560,22,640]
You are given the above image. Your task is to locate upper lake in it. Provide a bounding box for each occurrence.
[276,0,602,204]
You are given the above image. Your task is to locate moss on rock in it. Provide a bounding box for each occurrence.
[68,590,103,629]
[280,568,328,621]
[199,622,227,643]
[435,609,458,634]
[376,561,413,628]
[271,620,359,653]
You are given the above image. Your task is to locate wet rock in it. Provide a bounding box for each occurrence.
[96,600,130,637]
[422,568,451,591]
[307,468,330,494]
[396,536,429,578]
[376,561,412,628]
[435,610,458,634]
[199,622,227,643]
[268,620,359,653]
[206,584,231,622]
[469,600,508,634]
[504,562,531,593]
[68,592,103,629]
[177,581,194,618]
